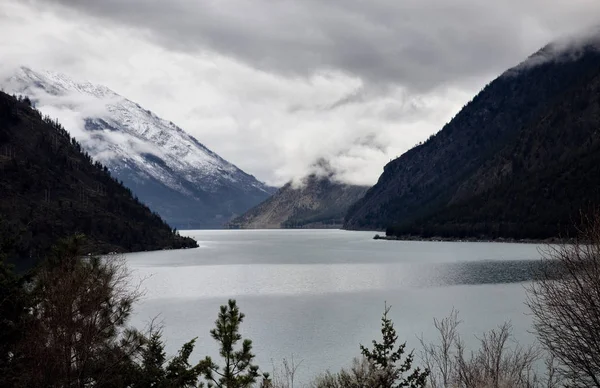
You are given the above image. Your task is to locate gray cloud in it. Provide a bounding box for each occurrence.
[506,27,600,76]
[28,0,600,91]
[2,0,600,187]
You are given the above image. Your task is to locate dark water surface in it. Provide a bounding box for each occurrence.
[126,230,544,384]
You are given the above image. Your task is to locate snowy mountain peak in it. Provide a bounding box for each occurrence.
[17,67,115,98]
[3,67,275,228]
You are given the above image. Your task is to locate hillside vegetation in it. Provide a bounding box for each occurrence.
[345,40,600,239]
[230,175,368,229]
[0,92,197,263]
[5,68,275,229]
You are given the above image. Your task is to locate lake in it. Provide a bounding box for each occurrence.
[126,229,545,384]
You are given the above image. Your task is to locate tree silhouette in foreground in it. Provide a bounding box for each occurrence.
[311,304,428,388]
[359,303,429,388]
[14,235,145,387]
[527,212,600,387]
[198,299,270,388]
[133,329,203,388]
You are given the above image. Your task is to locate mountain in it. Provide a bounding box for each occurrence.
[230,174,369,229]
[0,91,197,263]
[3,68,275,229]
[345,36,600,239]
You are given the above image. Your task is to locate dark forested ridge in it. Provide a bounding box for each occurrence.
[0,91,197,262]
[344,39,600,239]
[5,67,275,230]
[229,174,368,229]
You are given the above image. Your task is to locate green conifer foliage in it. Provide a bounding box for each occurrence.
[136,332,168,387]
[199,300,270,388]
[360,303,429,388]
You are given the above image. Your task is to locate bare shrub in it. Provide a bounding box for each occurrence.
[18,235,144,387]
[453,322,541,388]
[419,310,554,388]
[419,309,461,388]
[271,355,304,388]
[526,213,600,387]
[309,357,377,388]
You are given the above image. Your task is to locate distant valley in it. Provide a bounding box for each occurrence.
[230,174,368,229]
[5,34,600,240]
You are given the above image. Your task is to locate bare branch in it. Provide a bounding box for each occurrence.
[526,210,600,386]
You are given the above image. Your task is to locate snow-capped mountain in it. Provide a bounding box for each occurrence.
[3,67,275,228]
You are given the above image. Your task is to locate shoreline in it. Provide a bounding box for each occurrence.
[373,234,563,244]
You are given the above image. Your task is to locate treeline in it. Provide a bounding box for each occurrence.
[0,92,196,263]
[0,235,428,388]
[386,143,600,240]
[4,217,600,387]
[386,57,600,241]
[345,41,600,239]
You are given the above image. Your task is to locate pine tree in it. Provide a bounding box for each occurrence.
[199,299,270,388]
[360,303,429,388]
[165,338,202,387]
[133,329,203,388]
[136,331,168,387]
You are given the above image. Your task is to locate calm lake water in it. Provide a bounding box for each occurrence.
[126,230,545,384]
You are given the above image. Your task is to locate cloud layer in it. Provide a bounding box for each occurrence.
[1,0,599,185]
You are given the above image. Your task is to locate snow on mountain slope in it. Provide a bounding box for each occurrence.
[3,67,275,228]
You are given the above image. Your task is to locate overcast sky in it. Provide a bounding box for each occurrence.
[1,0,599,186]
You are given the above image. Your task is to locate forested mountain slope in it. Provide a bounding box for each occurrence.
[345,38,600,239]
[3,68,274,229]
[0,91,197,263]
[390,66,600,239]
[230,175,368,229]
